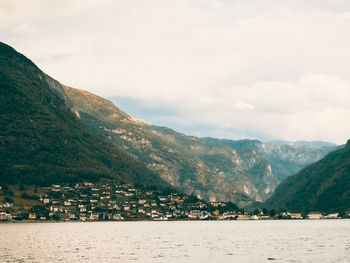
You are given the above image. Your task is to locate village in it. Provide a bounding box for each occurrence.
[0,182,347,222]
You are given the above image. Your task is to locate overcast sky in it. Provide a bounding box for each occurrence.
[1,0,350,144]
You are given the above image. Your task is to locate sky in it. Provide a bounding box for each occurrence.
[1,0,350,144]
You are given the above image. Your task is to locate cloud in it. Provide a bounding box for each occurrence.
[1,0,350,144]
[234,102,255,112]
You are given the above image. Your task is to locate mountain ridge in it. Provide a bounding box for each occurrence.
[0,41,164,187]
[62,86,337,206]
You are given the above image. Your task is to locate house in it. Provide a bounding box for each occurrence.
[112,214,124,220]
[188,210,201,219]
[223,212,237,220]
[5,213,12,220]
[5,203,13,208]
[69,213,77,220]
[0,212,6,220]
[28,213,37,220]
[290,213,303,219]
[323,213,339,219]
[237,214,250,220]
[89,213,99,220]
[170,196,181,202]
[112,204,120,210]
[307,212,322,219]
[159,196,168,202]
[138,199,146,205]
[211,202,222,207]
[50,205,59,212]
[165,212,173,218]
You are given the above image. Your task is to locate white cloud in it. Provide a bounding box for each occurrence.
[234,102,256,112]
[1,0,350,144]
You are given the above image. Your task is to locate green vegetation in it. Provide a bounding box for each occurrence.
[0,42,162,187]
[265,140,350,212]
[0,185,42,205]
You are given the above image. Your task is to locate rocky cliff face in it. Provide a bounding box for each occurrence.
[62,87,336,207]
[203,138,337,182]
[260,141,338,182]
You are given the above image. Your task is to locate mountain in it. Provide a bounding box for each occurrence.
[63,87,280,206]
[1,41,338,207]
[265,140,350,212]
[202,138,337,182]
[0,42,162,187]
[62,86,336,207]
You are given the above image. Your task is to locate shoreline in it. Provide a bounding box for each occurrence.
[1,218,349,224]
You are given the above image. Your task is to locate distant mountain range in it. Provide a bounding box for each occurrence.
[265,140,350,212]
[202,138,337,182]
[0,42,343,208]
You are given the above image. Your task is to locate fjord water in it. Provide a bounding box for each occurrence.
[1,220,349,262]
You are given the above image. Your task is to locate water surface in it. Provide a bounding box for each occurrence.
[1,220,349,262]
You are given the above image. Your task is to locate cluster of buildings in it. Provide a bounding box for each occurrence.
[0,181,240,221]
[281,212,341,220]
[0,182,347,222]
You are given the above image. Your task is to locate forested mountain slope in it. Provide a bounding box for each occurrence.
[265,140,350,212]
[0,42,162,187]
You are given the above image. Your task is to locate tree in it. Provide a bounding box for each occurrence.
[4,196,13,203]
[226,202,239,211]
[269,209,276,217]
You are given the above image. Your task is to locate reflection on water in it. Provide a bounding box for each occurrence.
[1,220,349,262]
